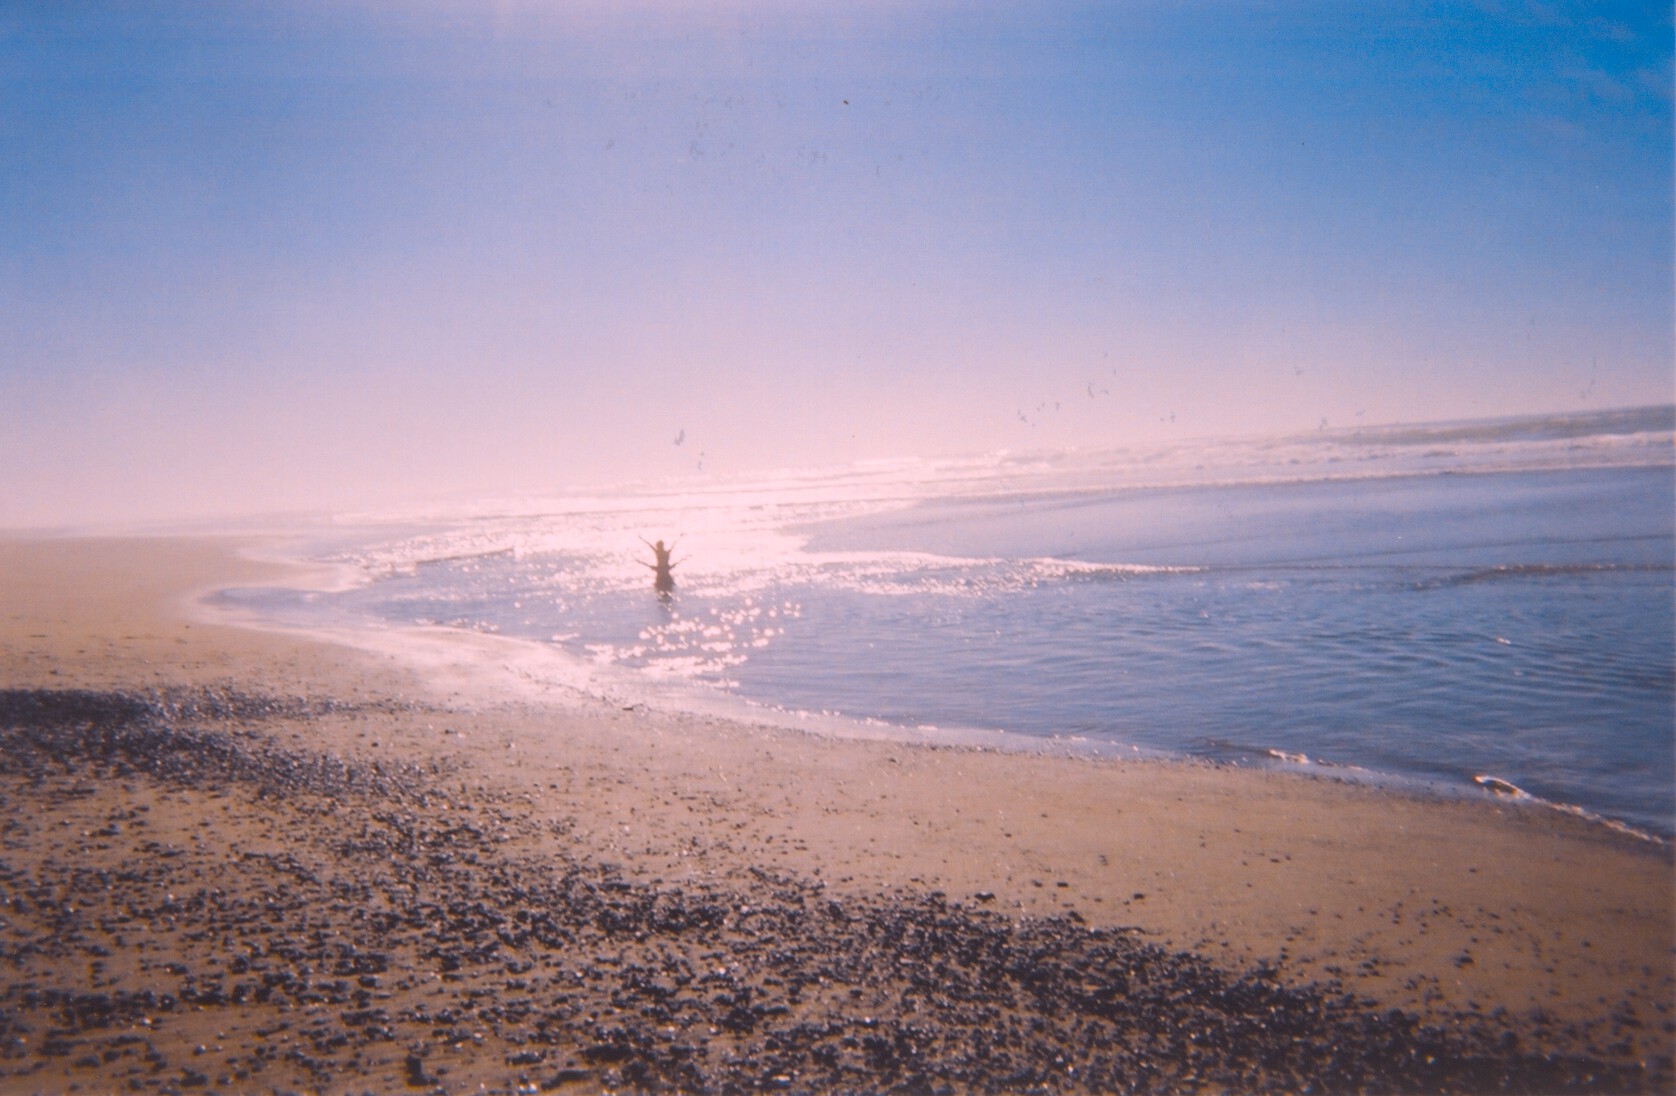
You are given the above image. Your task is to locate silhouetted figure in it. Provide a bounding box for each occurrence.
[640,537,677,594]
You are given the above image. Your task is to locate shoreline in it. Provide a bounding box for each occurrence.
[2,535,1671,1092]
[208,531,1676,848]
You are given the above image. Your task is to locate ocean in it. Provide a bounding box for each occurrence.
[220,406,1676,839]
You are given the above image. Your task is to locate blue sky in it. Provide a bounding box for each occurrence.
[2,1,1670,526]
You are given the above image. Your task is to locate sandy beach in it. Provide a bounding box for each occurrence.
[1,535,1670,1094]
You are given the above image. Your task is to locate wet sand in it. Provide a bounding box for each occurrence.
[1,536,1671,1093]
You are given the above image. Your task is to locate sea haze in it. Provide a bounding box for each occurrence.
[221,407,1676,838]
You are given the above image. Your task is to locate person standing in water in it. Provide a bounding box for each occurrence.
[640,537,677,594]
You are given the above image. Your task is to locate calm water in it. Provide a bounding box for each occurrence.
[226,409,1676,837]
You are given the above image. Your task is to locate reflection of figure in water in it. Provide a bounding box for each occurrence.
[640,537,677,594]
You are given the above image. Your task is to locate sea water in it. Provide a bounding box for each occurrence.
[220,407,1676,838]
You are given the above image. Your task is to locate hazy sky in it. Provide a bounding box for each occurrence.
[3,1,1671,528]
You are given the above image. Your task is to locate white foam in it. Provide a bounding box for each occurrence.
[1474,774,1665,844]
[320,407,1673,589]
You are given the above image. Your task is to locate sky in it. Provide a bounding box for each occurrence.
[2,0,1671,528]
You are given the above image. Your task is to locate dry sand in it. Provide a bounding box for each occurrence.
[0,535,1670,1094]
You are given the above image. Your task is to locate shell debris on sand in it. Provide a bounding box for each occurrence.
[0,686,1668,1095]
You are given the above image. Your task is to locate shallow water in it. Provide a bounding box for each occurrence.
[221,408,1676,837]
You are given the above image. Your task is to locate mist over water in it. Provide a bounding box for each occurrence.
[221,409,1676,837]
